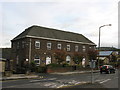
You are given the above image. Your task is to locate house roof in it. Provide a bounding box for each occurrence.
[99,51,113,56]
[96,47,117,51]
[12,25,96,45]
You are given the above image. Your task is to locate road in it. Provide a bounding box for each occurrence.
[2,69,119,89]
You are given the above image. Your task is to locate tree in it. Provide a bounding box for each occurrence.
[54,50,66,64]
[87,49,98,61]
[30,61,36,72]
[73,52,84,65]
[111,54,117,62]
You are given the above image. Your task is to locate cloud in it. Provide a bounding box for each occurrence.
[1,0,119,48]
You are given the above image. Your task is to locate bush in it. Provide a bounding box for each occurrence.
[62,63,70,67]
[30,61,36,72]
[36,66,47,73]
[46,63,62,67]
[46,63,70,68]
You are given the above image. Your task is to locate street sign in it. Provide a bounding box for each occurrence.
[89,60,96,68]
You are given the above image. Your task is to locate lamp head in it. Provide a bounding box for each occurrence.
[108,24,112,26]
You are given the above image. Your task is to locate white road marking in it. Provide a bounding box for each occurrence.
[95,79,105,82]
[99,79,111,84]
[30,78,57,82]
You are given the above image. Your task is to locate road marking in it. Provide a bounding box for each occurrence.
[30,78,57,83]
[57,81,89,88]
[99,79,111,84]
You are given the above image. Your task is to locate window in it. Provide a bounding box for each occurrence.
[75,45,79,52]
[46,56,51,65]
[34,55,40,66]
[57,44,61,50]
[66,55,71,64]
[83,45,86,52]
[47,42,51,50]
[35,41,40,49]
[67,44,70,51]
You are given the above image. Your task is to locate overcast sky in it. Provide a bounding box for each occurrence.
[0,0,119,48]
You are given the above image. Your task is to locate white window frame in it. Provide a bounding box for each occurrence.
[46,56,51,65]
[34,59,40,66]
[47,42,52,50]
[75,45,79,52]
[83,45,86,52]
[35,41,40,49]
[34,55,40,66]
[67,44,70,51]
[57,43,62,50]
[66,55,71,64]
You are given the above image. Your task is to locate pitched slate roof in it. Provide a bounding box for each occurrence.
[12,25,96,45]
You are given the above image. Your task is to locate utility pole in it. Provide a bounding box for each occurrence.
[29,38,32,64]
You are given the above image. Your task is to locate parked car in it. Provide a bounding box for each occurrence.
[100,65,115,74]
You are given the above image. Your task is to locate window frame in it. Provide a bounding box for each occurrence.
[46,56,52,65]
[47,42,52,50]
[83,45,86,52]
[75,45,79,52]
[67,44,70,51]
[66,55,71,64]
[57,43,62,50]
[34,55,40,66]
[35,41,40,49]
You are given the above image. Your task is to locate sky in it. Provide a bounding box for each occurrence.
[0,0,119,48]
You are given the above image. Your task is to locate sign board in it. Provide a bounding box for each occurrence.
[89,60,96,68]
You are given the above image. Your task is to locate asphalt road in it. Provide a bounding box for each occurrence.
[2,69,119,89]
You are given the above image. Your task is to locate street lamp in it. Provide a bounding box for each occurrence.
[98,24,112,67]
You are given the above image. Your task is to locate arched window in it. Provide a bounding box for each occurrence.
[66,55,71,64]
[46,56,51,65]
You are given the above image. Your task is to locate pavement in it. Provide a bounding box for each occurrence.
[51,70,99,75]
[1,74,44,81]
[0,70,99,81]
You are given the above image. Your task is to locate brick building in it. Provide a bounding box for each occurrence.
[11,25,96,71]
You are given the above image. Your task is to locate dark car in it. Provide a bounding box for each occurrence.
[100,65,115,74]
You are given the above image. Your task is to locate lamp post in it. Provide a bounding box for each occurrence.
[98,24,112,67]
